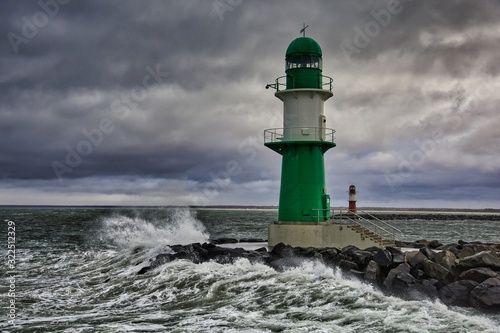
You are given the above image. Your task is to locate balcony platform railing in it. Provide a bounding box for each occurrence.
[264,127,335,144]
[268,74,333,92]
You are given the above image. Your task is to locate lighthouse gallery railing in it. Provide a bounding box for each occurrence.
[272,75,334,92]
[264,127,335,144]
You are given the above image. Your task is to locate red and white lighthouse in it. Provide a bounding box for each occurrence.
[348,184,357,213]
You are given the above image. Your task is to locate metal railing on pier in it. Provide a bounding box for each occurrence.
[333,209,402,245]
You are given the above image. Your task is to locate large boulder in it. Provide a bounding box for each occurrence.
[210,237,238,244]
[459,267,498,283]
[270,242,296,258]
[407,250,428,270]
[438,280,479,307]
[373,248,393,267]
[470,277,500,309]
[434,250,456,271]
[412,279,439,300]
[429,240,443,249]
[351,250,373,269]
[318,248,340,261]
[410,239,429,248]
[339,259,359,271]
[423,260,452,281]
[457,246,476,259]
[383,263,414,290]
[387,247,405,266]
[458,251,500,270]
[419,247,436,261]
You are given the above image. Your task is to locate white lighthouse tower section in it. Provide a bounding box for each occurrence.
[349,191,356,202]
[276,89,333,142]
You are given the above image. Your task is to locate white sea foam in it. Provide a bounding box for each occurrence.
[99,208,210,250]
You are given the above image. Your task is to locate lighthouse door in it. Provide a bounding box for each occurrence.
[319,115,326,140]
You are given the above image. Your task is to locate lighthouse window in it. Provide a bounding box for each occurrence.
[302,55,311,68]
[286,55,322,70]
[286,56,301,69]
[311,56,322,69]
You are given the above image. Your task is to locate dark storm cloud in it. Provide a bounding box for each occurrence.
[1,0,499,207]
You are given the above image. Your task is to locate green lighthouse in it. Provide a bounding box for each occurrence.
[265,27,399,250]
[265,30,335,224]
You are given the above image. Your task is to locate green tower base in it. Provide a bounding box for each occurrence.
[265,140,335,222]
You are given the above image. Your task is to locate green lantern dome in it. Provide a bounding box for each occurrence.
[286,37,322,57]
[285,37,323,89]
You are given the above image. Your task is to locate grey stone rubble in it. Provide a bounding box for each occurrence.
[136,239,500,311]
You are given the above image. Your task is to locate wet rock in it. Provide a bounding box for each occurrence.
[395,240,411,248]
[239,238,267,243]
[364,260,381,283]
[387,247,405,266]
[423,260,451,281]
[457,246,476,259]
[364,246,382,254]
[412,279,439,300]
[373,248,392,267]
[437,243,461,257]
[246,249,270,263]
[351,250,373,269]
[271,242,296,258]
[409,239,429,248]
[349,269,365,279]
[318,248,340,262]
[429,240,443,249]
[339,259,358,271]
[210,238,238,244]
[458,251,500,270]
[341,245,360,255]
[407,251,428,270]
[470,277,500,309]
[411,269,425,280]
[300,247,322,259]
[434,250,456,271]
[134,239,500,311]
[383,263,414,290]
[464,244,492,254]
[408,242,426,249]
[490,244,500,254]
[459,267,498,283]
[419,247,436,261]
[439,280,480,307]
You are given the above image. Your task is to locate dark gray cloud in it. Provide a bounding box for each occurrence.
[1,0,499,208]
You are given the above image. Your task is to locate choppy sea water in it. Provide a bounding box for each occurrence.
[1,206,499,332]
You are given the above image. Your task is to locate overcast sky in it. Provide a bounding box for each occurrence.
[1,0,499,208]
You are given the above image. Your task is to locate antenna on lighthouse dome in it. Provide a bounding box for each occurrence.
[300,23,309,37]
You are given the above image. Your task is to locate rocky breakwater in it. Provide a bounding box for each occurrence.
[136,240,500,311]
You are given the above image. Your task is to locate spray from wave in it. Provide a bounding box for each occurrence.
[99,208,210,250]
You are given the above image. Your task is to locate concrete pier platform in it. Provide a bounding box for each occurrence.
[268,223,387,250]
